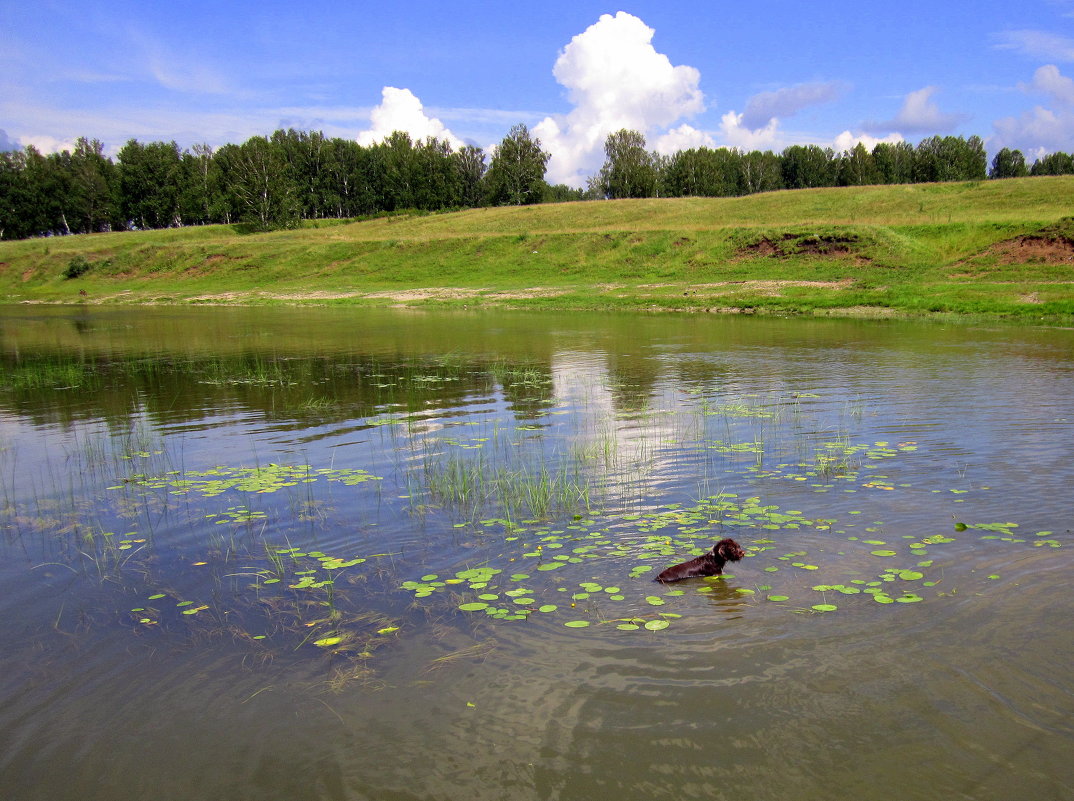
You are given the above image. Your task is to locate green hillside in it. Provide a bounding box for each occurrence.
[2,176,1073,320]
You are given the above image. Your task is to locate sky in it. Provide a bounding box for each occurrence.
[2,0,1073,186]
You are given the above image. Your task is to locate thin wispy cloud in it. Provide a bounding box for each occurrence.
[995,29,1074,62]
[740,81,848,131]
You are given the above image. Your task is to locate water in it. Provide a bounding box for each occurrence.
[0,305,1071,801]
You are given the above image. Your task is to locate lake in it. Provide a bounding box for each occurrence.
[0,305,1071,801]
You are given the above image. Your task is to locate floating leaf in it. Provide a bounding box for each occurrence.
[314,636,343,647]
[811,604,838,612]
[458,602,489,612]
[767,595,789,602]
[564,620,590,628]
[644,620,670,631]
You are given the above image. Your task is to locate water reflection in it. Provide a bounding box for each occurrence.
[0,305,1072,801]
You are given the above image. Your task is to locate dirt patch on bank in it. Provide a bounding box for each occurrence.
[989,235,1074,265]
[738,233,866,261]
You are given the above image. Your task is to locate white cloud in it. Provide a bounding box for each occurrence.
[740,81,847,131]
[533,12,705,186]
[990,65,1074,158]
[864,86,970,134]
[17,133,81,154]
[992,105,1074,156]
[1022,64,1074,106]
[652,124,715,154]
[356,87,462,148]
[832,130,905,153]
[718,110,781,151]
[995,29,1074,62]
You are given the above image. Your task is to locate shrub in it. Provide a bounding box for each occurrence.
[63,255,92,279]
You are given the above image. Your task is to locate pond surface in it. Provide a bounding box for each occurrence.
[0,305,1072,801]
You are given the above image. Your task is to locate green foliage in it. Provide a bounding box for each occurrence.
[63,254,93,279]
[1,122,1072,241]
[484,124,549,206]
[598,129,659,199]
[989,148,1029,179]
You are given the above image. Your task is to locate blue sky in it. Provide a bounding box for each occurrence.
[3,0,1073,185]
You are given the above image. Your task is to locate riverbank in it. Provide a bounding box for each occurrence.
[2,176,1073,321]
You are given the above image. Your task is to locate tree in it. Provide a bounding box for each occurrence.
[781,145,837,189]
[412,136,462,210]
[838,143,880,186]
[914,136,986,183]
[739,150,783,194]
[598,129,658,199]
[989,148,1029,179]
[117,139,186,229]
[484,124,549,205]
[180,143,215,225]
[1030,151,1074,175]
[227,136,300,229]
[873,141,915,184]
[454,145,487,207]
[662,147,742,198]
[68,137,120,233]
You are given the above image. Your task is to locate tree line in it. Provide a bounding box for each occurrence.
[0,123,1071,239]
[594,130,1072,199]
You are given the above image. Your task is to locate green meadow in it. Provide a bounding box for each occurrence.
[2,175,1072,320]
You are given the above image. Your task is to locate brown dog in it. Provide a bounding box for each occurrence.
[655,538,745,582]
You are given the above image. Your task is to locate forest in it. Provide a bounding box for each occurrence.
[0,122,1071,240]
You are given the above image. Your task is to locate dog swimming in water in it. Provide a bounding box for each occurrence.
[655,538,745,582]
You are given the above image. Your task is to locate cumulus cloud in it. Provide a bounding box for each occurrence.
[1022,64,1074,106]
[991,65,1074,158]
[863,86,970,134]
[652,123,715,155]
[739,81,848,131]
[995,30,1074,62]
[356,87,462,148]
[718,111,781,151]
[533,12,705,186]
[832,130,905,153]
[992,105,1074,156]
[17,133,80,154]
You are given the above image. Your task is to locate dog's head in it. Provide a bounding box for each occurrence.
[714,538,745,562]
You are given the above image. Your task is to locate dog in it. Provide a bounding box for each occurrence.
[655,538,745,582]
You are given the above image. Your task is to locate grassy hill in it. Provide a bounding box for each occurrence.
[2,176,1073,320]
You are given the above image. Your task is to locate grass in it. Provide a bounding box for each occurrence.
[1,176,1073,320]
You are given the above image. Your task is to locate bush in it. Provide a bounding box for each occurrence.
[63,255,93,279]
